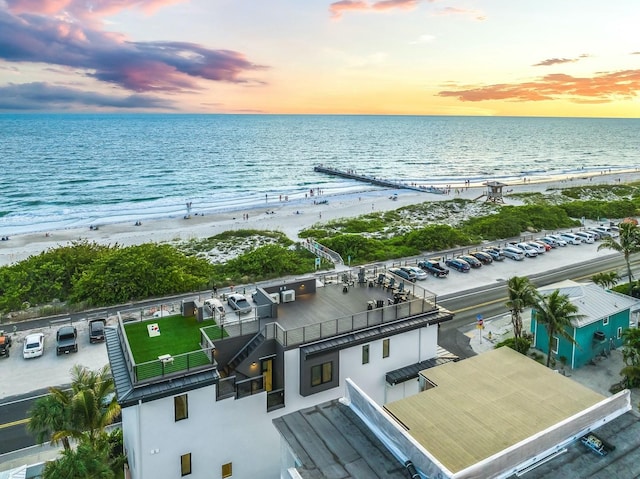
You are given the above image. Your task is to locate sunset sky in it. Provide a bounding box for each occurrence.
[0,0,639,116]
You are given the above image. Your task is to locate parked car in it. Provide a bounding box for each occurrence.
[88,319,106,343]
[24,333,45,359]
[204,298,226,318]
[594,226,618,238]
[401,266,428,281]
[502,246,525,261]
[515,243,538,257]
[418,260,450,277]
[227,293,252,314]
[0,332,12,358]
[574,231,595,244]
[483,247,505,261]
[458,254,482,268]
[56,326,78,355]
[526,241,547,254]
[546,234,568,247]
[532,240,552,252]
[469,251,493,264]
[585,230,601,240]
[388,267,416,282]
[559,232,582,245]
[538,236,560,248]
[445,257,471,272]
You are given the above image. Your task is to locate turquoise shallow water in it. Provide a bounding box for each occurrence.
[0,114,638,234]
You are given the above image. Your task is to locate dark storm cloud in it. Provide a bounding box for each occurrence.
[0,8,267,92]
[0,82,174,110]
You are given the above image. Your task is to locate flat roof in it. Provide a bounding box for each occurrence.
[273,399,409,479]
[274,280,431,331]
[384,347,606,474]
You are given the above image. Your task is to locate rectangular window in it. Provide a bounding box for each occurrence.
[180,453,191,476]
[362,345,370,364]
[174,394,188,421]
[551,336,559,354]
[603,317,609,326]
[618,327,623,339]
[222,462,233,478]
[382,339,390,358]
[311,362,333,387]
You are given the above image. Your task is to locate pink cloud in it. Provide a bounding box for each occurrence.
[437,70,640,103]
[5,0,184,20]
[329,0,430,19]
[329,0,369,19]
[0,9,267,92]
[435,6,486,21]
[372,0,419,12]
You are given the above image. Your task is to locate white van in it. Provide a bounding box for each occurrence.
[574,231,595,243]
[204,298,226,318]
[594,226,619,238]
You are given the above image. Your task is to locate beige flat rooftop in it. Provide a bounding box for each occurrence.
[384,347,606,474]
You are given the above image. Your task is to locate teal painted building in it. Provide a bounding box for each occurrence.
[531,280,640,369]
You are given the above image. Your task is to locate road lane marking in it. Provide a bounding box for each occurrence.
[0,418,29,429]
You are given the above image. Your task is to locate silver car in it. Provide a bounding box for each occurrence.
[227,294,252,314]
[559,233,582,245]
[503,246,525,261]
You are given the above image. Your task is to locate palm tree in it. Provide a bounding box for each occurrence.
[27,392,72,451]
[591,271,620,290]
[620,328,640,387]
[52,365,120,447]
[28,365,120,451]
[43,441,114,479]
[505,276,537,339]
[598,222,640,294]
[534,289,584,367]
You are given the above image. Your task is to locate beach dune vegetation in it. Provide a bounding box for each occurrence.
[562,199,638,221]
[462,204,579,240]
[68,244,212,306]
[402,225,473,252]
[212,244,328,285]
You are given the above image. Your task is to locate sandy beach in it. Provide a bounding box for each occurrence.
[1,168,639,267]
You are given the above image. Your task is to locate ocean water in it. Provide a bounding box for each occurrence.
[0,114,638,235]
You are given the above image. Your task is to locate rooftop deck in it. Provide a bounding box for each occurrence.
[110,268,449,389]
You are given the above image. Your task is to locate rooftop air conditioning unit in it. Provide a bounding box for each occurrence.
[269,292,280,304]
[281,290,296,303]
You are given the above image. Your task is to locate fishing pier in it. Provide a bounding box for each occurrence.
[313,165,445,194]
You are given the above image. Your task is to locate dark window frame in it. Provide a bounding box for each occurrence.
[174,394,188,422]
[180,452,192,476]
[222,462,233,478]
[311,361,333,387]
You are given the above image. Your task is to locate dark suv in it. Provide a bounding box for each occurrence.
[89,319,106,343]
[388,267,416,282]
[56,325,78,355]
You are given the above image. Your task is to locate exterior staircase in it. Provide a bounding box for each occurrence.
[224,330,266,376]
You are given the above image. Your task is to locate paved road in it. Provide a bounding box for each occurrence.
[0,391,49,454]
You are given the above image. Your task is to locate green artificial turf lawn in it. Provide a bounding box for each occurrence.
[124,315,221,363]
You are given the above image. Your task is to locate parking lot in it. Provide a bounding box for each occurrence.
[0,316,113,400]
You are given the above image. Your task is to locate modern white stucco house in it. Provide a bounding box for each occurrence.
[105,268,455,479]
